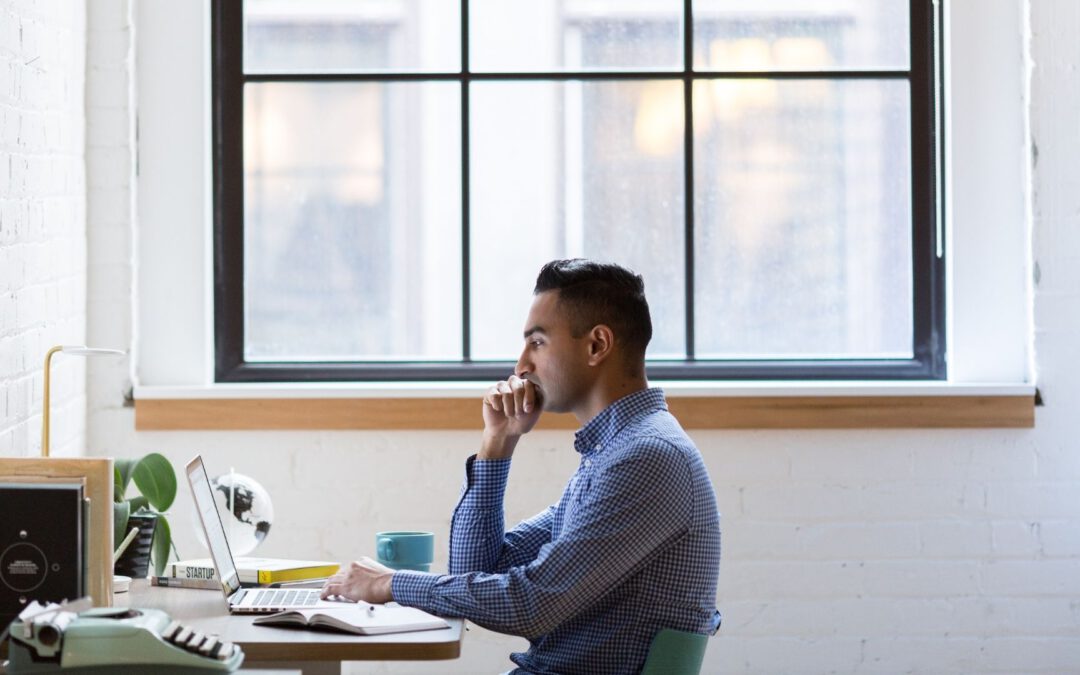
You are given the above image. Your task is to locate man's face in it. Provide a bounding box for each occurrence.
[515,291,593,414]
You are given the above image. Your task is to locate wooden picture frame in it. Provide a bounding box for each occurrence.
[0,457,114,607]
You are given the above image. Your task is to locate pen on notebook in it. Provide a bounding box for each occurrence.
[366,604,376,616]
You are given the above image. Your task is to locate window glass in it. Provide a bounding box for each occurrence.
[694,0,910,71]
[469,80,686,360]
[243,82,463,360]
[244,0,460,73]
[694,79,912,357]
[470,0,683,72]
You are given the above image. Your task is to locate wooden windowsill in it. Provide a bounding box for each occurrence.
[133,384,1036,430]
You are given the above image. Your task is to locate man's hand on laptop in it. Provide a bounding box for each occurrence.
[320,557,394,604]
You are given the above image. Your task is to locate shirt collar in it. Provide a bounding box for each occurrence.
[573,387,667,456]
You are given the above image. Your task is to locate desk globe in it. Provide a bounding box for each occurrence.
[203,471,274,556]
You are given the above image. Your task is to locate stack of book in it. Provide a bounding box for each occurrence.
[151,557,339,590]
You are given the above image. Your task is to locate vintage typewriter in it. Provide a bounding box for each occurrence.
[3,600,244,673]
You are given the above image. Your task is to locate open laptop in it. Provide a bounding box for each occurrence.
[186,455,351,614]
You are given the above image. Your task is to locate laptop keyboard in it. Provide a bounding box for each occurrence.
[252,589,320,607]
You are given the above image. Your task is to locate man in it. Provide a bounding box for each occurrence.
[322,259,721,674]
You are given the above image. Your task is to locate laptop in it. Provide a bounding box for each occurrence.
[186,455,351,614]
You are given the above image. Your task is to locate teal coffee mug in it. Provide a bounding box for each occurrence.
[376,531,434,572]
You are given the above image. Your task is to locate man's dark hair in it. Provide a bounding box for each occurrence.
[534,259,653,358]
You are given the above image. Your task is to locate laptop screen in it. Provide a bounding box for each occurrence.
[186,455,242,597]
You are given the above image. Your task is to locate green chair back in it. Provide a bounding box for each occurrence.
[640,628,709,675]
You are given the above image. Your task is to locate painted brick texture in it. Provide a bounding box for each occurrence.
[0,0,87,458]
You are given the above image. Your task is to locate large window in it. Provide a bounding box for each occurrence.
[213,0,943,382]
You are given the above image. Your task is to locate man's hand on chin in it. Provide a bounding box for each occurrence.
[480,375,543,460]
[320,557,395,604]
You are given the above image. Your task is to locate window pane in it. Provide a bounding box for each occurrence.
[470,0,682,72]
[244,0,460,73]
[470,80,686,360]
[694,79,912,358]
[244,82,462,360]
[694,0,909,71]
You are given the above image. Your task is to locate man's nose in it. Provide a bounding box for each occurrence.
[515,350,531,379]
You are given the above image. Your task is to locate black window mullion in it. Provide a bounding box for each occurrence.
[461,0,472,362]
[243,70,911,83]
[908,0,945,378]
[683,0,695,361]
[213,0,245,381]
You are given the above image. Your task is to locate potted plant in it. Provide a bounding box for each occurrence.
[113,452,177,577]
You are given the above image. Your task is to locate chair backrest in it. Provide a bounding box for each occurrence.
[640,628,709,675]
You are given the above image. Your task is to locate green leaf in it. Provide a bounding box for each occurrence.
[112,500,130,551]
[127,495,149,513]
[114,459,138,501]
[131,453,177,512]
[151,516,172,577]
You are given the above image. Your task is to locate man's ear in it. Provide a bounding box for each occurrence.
[586,324,614,366]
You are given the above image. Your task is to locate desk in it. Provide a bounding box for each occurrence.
[116,580,464,675]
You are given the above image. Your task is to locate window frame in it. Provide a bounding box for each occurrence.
[212,0,945,384]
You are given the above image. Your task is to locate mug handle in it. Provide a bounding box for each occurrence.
[377,537,396,562]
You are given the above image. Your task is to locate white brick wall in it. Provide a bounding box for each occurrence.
[0,0,87,458]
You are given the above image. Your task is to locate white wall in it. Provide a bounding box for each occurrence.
[72,0,1080,673]
[85,0,137,445]
[0,0,87,458]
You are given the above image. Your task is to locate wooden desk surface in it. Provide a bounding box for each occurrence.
[116,581,463,662]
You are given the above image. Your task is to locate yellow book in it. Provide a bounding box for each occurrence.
[255,560,340,585]
[168,557,339,585]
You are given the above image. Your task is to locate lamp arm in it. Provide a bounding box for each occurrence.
[41,345,64,458]
[39,344,124,457]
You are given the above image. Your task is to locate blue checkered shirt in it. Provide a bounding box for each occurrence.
[392,387,722,674]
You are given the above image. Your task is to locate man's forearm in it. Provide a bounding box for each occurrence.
[478,432,521,460]
[391,567,560,639]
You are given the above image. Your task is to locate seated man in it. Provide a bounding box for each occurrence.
[322,259,721,674]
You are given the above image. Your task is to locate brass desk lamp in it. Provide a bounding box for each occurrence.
[42,345,125,457]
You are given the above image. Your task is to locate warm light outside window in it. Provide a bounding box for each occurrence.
[217,0,942,381]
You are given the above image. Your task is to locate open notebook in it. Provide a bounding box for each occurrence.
[254,602,449,636]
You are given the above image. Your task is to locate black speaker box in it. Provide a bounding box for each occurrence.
[0,482,85,630]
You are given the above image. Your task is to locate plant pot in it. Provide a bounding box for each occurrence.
[113,513,157,578]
